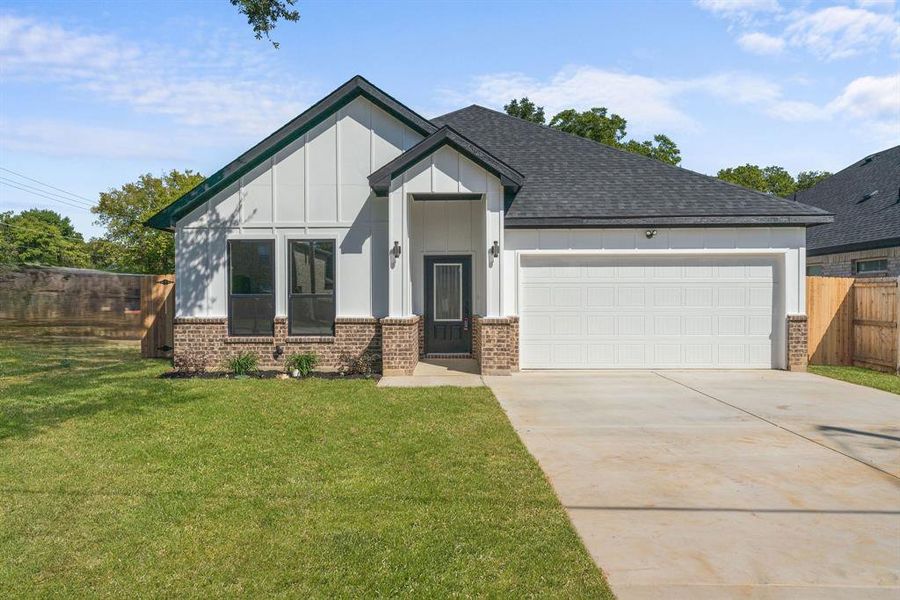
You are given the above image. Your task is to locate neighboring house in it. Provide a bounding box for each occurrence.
[147,76,831,375]
[798,145,900,278]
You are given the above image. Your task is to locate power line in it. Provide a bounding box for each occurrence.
[0,167,96,205]
[0,177,95,209]
[0,180,93,212]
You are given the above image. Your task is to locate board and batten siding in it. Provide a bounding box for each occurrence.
[174,96,424,319]
[501,227,807,317]
[389,146,503,318]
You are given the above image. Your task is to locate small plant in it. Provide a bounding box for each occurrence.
[224,351,259,376]
[285,352,317,377]
[337,350,381,377]
[176,349,211,373]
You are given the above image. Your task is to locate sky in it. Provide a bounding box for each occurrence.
[1,0,898,238]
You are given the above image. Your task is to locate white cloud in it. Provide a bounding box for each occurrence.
[0,119,191,160]
[737,31,786,54]
[785,6,899,60]
[695,0,781,23]
[444,67,694,134]
[0,15,316,140]
[448,66,900,146]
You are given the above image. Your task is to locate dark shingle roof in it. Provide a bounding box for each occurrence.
[369,125,524,195]
[433,105,832,227]
[795,145,900,255]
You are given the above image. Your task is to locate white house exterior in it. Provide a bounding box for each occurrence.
[149,76,831,375]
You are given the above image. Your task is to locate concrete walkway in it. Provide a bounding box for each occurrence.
[485,370,900,599]
[377,358,484,387]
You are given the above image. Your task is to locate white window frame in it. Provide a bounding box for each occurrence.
[433,262,463,322]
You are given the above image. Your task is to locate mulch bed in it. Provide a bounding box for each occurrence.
[160,371,380,381]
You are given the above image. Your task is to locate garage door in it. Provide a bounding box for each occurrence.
[519,255,781,369]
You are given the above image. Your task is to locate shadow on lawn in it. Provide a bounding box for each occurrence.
[0,339,202,441]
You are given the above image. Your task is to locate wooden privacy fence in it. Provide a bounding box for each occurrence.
[807,276,899,373]
[140,274,175,359]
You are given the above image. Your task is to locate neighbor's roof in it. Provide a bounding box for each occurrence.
[795,144,900,256]
[433,105,832,228]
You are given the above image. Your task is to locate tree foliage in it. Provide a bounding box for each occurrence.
[91,170,205,274]
[0,209,91,267]
[503,97,545,124]
[717,164,832,198]
[796,170,832,192]
[504,98,682,165]
[230,0,300,48]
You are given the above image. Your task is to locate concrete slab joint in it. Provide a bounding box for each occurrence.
[786,314,808,372]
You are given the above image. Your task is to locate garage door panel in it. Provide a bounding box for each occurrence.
[519,255,780,369]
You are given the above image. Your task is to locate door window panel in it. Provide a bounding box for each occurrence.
[434,263,462,321]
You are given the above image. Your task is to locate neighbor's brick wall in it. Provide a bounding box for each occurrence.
[475,316,519,375]
[786,314,808,372]
[173,317,380,372]
[807,246,900,277]
[381,316,420,376]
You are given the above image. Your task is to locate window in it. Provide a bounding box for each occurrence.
[289,239,335,335]
[855,258,888,275]
[433,263,462,321]
[806,265,825,276]
[228,240,274,336]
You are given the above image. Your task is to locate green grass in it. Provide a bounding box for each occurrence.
[0,337,611,598]
[809,365,900,395]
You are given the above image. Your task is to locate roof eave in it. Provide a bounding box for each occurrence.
[504,214,835,228]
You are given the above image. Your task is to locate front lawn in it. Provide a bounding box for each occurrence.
[0,336,611,598]
[809,365,900,395]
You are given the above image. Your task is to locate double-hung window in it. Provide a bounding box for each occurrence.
[228,240,275,336]
[289,239,335,335]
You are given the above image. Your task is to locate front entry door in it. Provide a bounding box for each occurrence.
[424,255,472,354]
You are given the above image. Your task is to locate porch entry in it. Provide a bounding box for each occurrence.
[424,255,472,355]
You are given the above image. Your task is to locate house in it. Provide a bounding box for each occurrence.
[798,145,900,277]
[147,76,832,375]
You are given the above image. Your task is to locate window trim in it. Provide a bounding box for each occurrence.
[287,237,337,336]
[227,238,275,337]
[854,258,888,276]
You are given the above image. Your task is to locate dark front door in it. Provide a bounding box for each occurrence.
[424,255,472,354]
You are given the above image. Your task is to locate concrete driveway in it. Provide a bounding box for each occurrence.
[485,371,900,599]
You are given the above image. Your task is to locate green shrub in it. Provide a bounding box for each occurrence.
[285,352,317,377]
[224,351,258,376]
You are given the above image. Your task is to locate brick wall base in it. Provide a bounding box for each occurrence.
[381,316,420,376]
[786,314,808,372]
[173,317,380,372]
[474,316,519,375]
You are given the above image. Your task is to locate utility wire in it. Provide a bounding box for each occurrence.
[0,167,96,205]
[0,180,93,212]
[0,176,95,209]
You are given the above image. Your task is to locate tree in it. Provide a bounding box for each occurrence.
[0,209,91,267]
[796,170,832,192]
[231,0,300,48]
[622,134,682,166]
[91,170,205,274]
[717,164,787,196]
[503,97,545,124]
[549,107,628,147]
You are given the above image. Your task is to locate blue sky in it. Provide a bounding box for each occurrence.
[1,0,898,238]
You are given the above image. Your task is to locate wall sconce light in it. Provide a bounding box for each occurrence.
[645,229,657,239]
[392,241,402,258]
[490,240,500,259]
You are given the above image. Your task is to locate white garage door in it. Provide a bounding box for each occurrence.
[519,255,781,369]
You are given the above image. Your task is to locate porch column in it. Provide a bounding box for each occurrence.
[484,185,503,317]
[387,177,411,317]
